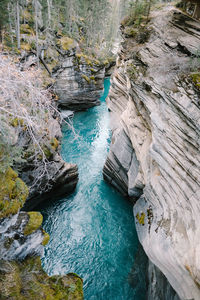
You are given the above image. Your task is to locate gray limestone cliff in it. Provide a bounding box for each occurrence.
[53,48,106,111]
[104,5,200,300]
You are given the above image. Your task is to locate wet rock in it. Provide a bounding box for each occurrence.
[0,212,44,260]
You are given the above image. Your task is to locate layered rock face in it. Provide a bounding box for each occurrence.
[22,157,78,211]
[13,116,78,211]
[104,5,200,300]
[0,169,83,299]
[147,261,181,300]
[53,49,106,111]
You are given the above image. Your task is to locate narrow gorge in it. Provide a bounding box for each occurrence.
[38,79,147,299]
[0,0,200,299]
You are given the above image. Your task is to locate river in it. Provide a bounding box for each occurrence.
[38,78,147,300]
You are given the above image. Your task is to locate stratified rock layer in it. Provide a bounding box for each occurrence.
[147,260,181,300]
[22,159,78,211]
[53,49,105,111]
[104,5,200,300]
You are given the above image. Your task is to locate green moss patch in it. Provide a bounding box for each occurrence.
[82,74,91,83]
[136,212,146,225]
[42,231,50,246]
[124,26,138,37]
[42,144,53,159]
[127,63,138,80]
[24,212,43,236]
[50,138,59,151]
[10,117,24,127]
[21,10,33,23]
[76,53,100,67]
[190,72,200,90]
[0,257,83,299]
[21,43,32,51]
[20,24,34,35]
[0,168,29,219]
[57,37,75,51]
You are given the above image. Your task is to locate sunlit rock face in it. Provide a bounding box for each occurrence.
[53,49,105,111]
[104,5,200,300]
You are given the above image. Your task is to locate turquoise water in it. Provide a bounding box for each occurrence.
[39,78,146,300]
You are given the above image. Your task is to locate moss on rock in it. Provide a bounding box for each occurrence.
[24,212,43,236]
[82,74,91,83]
[57,37,75,51]
[10,117,24,127]
[136,212,146,225]
[42,231,50,246]
[50,138,59,151]
[0,168,29,219]
[190,72,200,90]
[0,256,83,300]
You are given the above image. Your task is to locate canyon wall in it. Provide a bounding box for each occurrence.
[104,5,200,300]
[53,48,106,111]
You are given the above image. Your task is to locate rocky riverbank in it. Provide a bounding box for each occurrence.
[0,54,83,299]
[104,4,200,300]
[0,168,83,299]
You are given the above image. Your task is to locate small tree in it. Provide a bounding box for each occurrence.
[16,0,21,49]
[0,0,10,42]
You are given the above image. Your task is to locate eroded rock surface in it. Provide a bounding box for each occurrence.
[14,122,79,210]
[104,5,200,300]
[53,49,105,111]
[22,158,78,211]
[147,260,181,300]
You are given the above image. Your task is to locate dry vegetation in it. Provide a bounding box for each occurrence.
[0,53,62,189]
